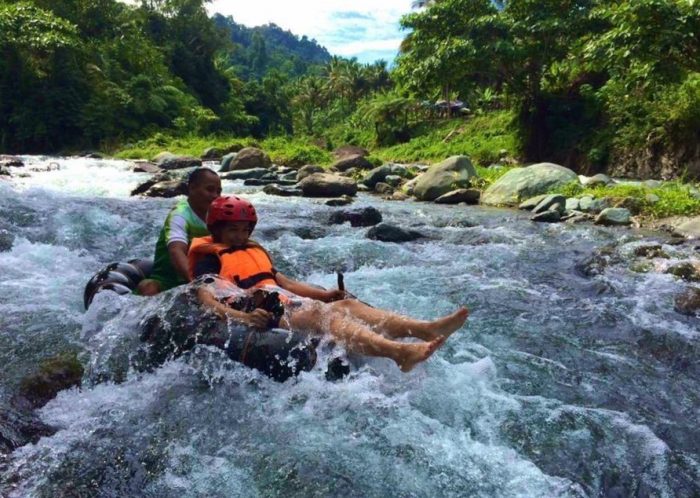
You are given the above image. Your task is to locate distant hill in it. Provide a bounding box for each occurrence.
[213,15,331,80]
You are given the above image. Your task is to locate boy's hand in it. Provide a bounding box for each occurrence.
[323,289,347,302]
[245,309,272,329]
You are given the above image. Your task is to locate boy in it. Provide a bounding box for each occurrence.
[190,196,469,372]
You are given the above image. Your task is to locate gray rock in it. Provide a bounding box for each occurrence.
[132,161,160,174]
[435,189,480,205]
[531,210,562,223]
[580,196,610,214]
[143,180,187,198]
[481,162,578,206]
[244,178,297,187]
[566,198,581,211]
[332,154,374,172]
[0,155,24,167]
[519,194,549,211]
[403,177,419,196]
[384,175,403,187]
[0,229,14,251]
[674,286,700,315]
[221,168,270,180]
[221,152,237,171]
[158,155,202,170]
[374,182,394,194]
[280,171,298,181]
[594,208,631,226]
[413,155,478,201]
[262,184,303,197]
[221,147,272,172]
[325,196,354,207]
[633,244,668,259]
[643,180,663,189]
[0,166,10,177]
[532,194,567,215]
[333,145,369,159]
[362,165,392,189]
[329,207,382,227]
[366,223,424,243]
[298,173,357,197]
[645,193,660,204]
[580,173,612,187]
[152,151,176,164]
[131,172,172,196]
[296,164,325,182]
[201,147,223,160]
[674,217,700,238]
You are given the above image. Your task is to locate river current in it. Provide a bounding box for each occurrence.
[0,157,698,497]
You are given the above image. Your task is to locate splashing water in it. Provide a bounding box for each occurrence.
[0,157,698,497]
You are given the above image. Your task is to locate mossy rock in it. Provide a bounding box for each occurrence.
[18,352,84,408]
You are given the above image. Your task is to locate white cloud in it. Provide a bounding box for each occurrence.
[207,0,412,62]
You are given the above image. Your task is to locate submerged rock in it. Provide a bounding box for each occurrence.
[325,196,354,207]
[674,286,700,315]
[413,155,477,201]
[329,206,382,227]
[633,244,668,259]
[0,155,24,167]
[18,352,84,409]
[262,184,303,197]
[481,162,578,207]
[0,229,14,251]
[366,223,424,243]
[665,262,700,282]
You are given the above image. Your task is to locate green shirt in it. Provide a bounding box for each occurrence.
[150,199,209,290]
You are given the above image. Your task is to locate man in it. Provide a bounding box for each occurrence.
[137,168,222,296]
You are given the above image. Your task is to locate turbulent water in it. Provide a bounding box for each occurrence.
[0,157,698,497]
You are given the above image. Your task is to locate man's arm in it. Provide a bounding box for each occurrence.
[167,241,190,281]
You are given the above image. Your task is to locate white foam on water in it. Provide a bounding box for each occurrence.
[10,156,150,198]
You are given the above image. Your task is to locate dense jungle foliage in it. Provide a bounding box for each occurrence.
[1,0,698,176]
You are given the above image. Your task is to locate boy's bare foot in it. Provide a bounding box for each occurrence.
[428,307,469,339]
[397,336,446,372]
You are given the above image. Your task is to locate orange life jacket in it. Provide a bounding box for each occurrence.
[188,236,277,288]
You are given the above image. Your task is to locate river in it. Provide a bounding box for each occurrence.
[0,157,698,497]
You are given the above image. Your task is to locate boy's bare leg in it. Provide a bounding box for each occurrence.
[137,279,162,296]
[329,300,469,341]
[284,305,446,372]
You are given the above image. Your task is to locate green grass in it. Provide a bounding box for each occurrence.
[374,110,520,166]
[111,133,332,167]
[554,179,700,218]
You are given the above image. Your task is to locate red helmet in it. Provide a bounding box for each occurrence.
[206,196,258,231]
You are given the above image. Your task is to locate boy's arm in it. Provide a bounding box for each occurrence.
[275,272,345,302]
[196,287,271,329]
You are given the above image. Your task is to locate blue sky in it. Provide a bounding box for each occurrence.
[207,0,413,64]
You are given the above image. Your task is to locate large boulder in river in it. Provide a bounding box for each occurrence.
[434,188,480,205]
[331,154,374,172]
[143,179,187,198]
[221,168,270,181]
[481,163,578,206]
[221,147,272,172]
[298,173,357,197]
[296,164,325,182]
[594,208,632,226]
[413,155,478,201]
